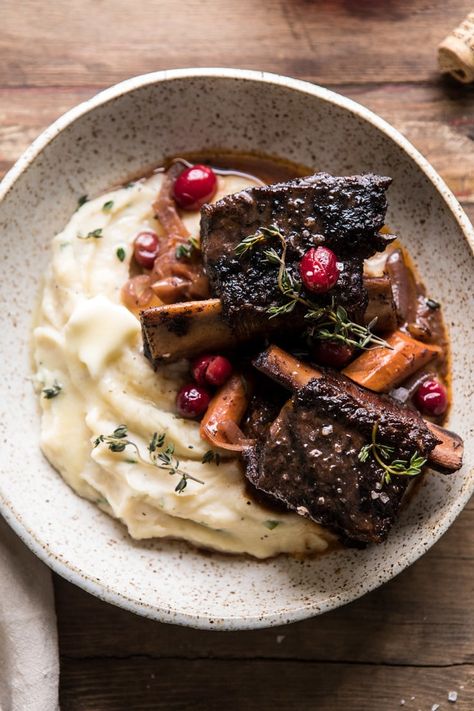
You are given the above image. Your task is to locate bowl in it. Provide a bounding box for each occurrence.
[0,69,472,630]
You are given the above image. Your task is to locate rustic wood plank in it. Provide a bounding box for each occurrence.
[1,82,474,208]
[54,506,474,666]
[59,658,474,711]
[1,0,474,88]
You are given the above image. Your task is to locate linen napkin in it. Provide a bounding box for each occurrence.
[0,516,59,711]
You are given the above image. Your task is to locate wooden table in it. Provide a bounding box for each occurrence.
[2,1,474,708]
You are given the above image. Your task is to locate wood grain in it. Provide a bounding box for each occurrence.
[2,0,474,87]
[55,508,474,667]
[59,659,474,711]
[2,0,474,708]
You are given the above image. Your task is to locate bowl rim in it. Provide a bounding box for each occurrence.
[1,67,473,630]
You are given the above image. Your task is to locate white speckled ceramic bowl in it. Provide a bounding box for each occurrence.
[0,69,473,629]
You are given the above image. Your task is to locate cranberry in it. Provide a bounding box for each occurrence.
[173,165,217,210]
[414,379,448,417]
[176,383,211,419]
[133,231,160,269]
[312,340,353,368]
[299,246,339,294]
[191,354,233,387]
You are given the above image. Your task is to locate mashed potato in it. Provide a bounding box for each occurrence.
[33,171,332,558]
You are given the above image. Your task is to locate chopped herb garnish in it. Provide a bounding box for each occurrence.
[116,247,126,262]
[42,380,62,399]
[102,200,114,212]
[201,450,221,466]
[426,298,440,310]
[235,225,391,351]
[358,421,427,485]
[77,228,103,240]
[175,236,200,260]
[124,181,135,189]
[94,426,204,493]
[264,520,280,530]
[76,194,88,210]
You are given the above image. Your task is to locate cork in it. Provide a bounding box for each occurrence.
[438,12,474,83]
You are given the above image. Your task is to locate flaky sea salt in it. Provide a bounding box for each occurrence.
[431,704,440,711]
[448,690,458,703]
[276,635,285,644]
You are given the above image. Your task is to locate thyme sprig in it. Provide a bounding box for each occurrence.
[235,225,391,350]
[358,421,427,485]
[306,302,390,350]
[94,425,204,493]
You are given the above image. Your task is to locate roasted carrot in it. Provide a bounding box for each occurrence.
[200,373,252,452]
[342,330,441,392]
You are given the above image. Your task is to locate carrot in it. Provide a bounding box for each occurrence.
[253,346,320,390]
[200,373,253,452]
[342,330,441,392]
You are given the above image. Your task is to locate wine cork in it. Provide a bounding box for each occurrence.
[438,12,474,83]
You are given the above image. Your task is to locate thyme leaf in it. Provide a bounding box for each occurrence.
[94,425,204,493]
[426,298,440,310]
[358,421,427,485]
[42,380,62,399]
[76,195,88,210]
[264,520,280,530]
[201,450,221,466]
[234,225,282,257]
[78,228,103,240]
[116,247,126,262]
[102,200,114,211]
[175,236,200,260]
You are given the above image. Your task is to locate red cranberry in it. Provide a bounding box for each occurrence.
[176,383,211,419]
[312,340,354,368]
[173,165,217,210]
[133,231,160,269]
[191,354,233,387]
[414,379,448,417]
[191,355,213,385]
[299,246,339,294]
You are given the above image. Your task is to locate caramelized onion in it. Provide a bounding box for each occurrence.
[200,374,252,453]
[152,164,190,240]
[386,249,417,324]
[220,420,254,447]
[147,166,210,303]
[121,274,163,316]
